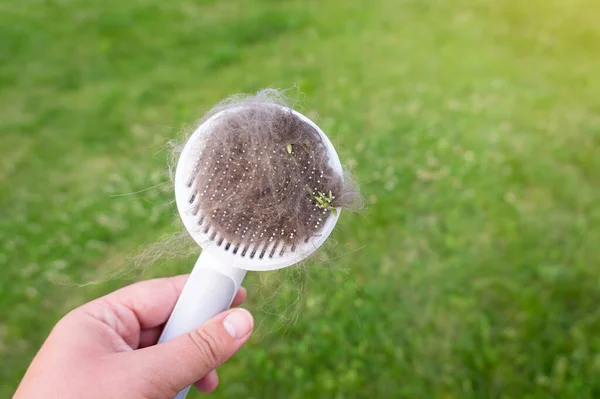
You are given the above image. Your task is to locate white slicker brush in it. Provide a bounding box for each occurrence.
[158,101,347,399]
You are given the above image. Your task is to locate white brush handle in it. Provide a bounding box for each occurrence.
[158,251,247,399]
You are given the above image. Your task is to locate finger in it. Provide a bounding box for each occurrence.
[96,275,246,329]
[139,326,163,348]
[194,370,219,393]
[97,274,190,329]
[231,286,247,307]
[123,308,253,396]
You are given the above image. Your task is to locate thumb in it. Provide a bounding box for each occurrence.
[128,308,254,395]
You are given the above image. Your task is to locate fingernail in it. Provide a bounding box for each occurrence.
[223,309,253,340]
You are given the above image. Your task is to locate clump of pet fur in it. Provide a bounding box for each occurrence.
[182,89,361,249]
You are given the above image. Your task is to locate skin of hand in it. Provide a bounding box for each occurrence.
[13,275,254,399]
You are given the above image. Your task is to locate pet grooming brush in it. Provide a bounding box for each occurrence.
[158,98,349,399]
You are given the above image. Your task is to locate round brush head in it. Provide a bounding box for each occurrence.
[175,103,345,271]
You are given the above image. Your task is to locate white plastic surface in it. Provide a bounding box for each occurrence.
[175,105,343,271]
[158,251,246,343]
[158,251,247,399]
[164,105,343,399]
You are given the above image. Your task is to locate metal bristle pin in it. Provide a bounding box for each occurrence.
[159,102,346,399]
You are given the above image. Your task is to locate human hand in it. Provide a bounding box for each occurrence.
[14,275,253,399]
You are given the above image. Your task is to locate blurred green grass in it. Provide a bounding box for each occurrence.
[2,0,600,397]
